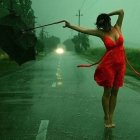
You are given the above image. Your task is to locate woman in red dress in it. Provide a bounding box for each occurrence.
[64,9,125,128]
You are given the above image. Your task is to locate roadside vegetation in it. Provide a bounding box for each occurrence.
[0,0,61,77]
[81,47,140,80]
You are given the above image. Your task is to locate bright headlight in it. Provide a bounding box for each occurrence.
[55,48,64,54]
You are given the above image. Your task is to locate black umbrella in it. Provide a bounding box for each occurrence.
[0,13,37,65]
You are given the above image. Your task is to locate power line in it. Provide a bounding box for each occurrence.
[80,0,86,11]
[82,0,99,14]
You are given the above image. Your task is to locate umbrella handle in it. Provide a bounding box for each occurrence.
[22,20,66,33]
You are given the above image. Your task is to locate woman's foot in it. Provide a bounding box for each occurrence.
[111,123,116,128]
[104,123,112,128]
[104,117,112,128]
[109,116,116,128]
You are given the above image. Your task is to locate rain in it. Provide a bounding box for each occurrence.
[0,0,140,140]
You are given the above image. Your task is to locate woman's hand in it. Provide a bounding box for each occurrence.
[63,20,70,28]
[107,9,124,29]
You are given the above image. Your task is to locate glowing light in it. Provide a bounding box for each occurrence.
[55,48,64,54]
[57,81,63,86]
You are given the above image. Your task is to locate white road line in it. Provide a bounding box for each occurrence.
[52,82,56,88]
[36,120,49,140]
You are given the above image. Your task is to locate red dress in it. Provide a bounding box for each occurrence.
[94,29,126,88]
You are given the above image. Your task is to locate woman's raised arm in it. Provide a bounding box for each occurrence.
[64,20,103,38]
[108,9,124,29]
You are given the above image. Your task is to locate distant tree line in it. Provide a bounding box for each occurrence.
[36,28,60,53]
[72,33,90,53]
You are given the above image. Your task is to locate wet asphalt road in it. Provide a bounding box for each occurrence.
[0,51,140,140]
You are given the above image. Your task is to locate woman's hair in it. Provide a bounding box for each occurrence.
[95,13,111,31]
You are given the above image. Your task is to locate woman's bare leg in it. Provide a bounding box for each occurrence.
[102,87,112,127]
[109,87,119,126]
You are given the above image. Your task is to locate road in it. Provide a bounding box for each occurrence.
[0,51,140,140]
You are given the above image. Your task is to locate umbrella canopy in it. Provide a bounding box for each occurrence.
[0,13,37,65]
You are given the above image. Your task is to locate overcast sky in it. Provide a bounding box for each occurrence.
[32,0,140,47]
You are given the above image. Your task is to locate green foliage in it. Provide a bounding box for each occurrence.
[37,28,60,52]
[79,33,90,50]
[125,48,140,78]
[16,0,35,28]
[0,0,35,28]
[72,33,90,53]
[45,36,60,51]
[0,0,37,64]
[63,39,74,51]
[82,47,140,79]
[35,39,45,53]
[125,48,140,64]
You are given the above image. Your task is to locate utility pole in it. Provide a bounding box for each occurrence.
[76,10,83,26]
[40,27,45,40]
[45,31,49,38]
[76,10,83,52]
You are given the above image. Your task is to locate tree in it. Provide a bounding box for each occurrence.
[35,39,45,53]
[0,1,9,18]
[0,0,35,29]
[0,0,37,62]
[17,0,35,28]
[79,33,90,50]
[35,28,46,53]
[36,29,60,52]
[72,35,81,53]
[72,33,90,53]
[45,36,60,51]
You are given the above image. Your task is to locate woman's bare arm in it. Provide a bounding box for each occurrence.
[108,9,124,29]
[64,21,103,37]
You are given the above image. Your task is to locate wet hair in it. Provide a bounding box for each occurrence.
[95,13,111,31]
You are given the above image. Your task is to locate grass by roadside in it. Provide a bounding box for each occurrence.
[81,47,140,80]
[125,48,140,79]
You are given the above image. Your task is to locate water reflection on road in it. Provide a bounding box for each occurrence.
[0,52,140,140]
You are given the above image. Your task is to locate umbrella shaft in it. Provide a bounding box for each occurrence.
[24,20,65,32]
